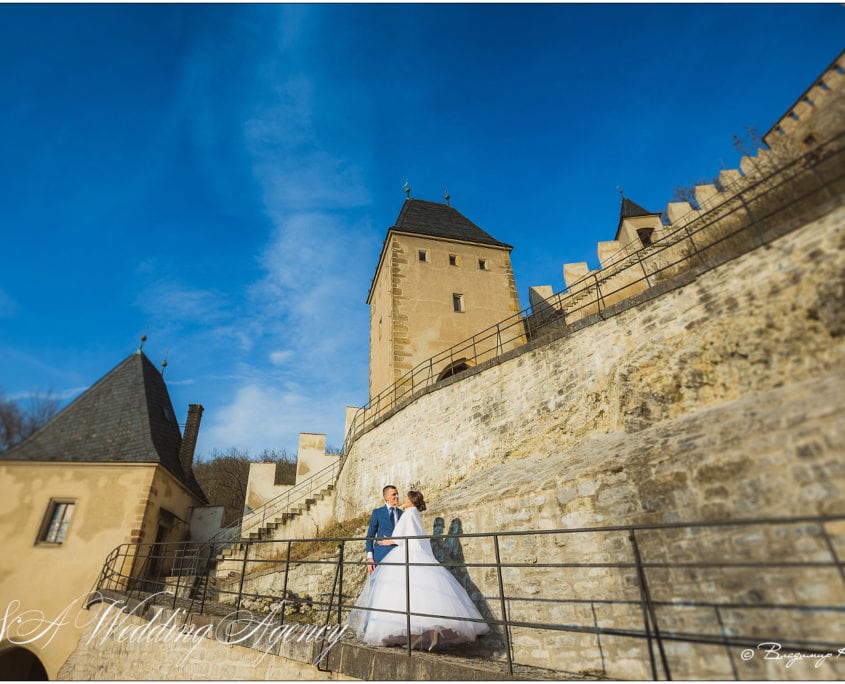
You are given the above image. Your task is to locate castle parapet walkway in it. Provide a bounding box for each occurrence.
[95,513,845,680]
[342,132,845,461]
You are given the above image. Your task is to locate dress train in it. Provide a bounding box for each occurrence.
[347,506,489,649]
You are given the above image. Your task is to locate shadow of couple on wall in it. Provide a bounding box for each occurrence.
[430,517,507,654]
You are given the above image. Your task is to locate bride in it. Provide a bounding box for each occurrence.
[347,490,489,650]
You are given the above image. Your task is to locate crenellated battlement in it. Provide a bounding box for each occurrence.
[530,50,844,316]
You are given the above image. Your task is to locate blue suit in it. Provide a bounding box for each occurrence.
[366,505,402,563]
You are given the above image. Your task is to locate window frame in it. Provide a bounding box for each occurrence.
[452,293,465,313]
[36,499,76,546]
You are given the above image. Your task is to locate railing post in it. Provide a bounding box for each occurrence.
[199,543,215,616]
[737,188,767,246]
[493,534,514,676]
[682,223,706,267]
[172,543,184,609]
[820,520,845,591]
[405,539,412,657]
[629,529,671,680]
[593,273,606,314]
[236,541,250,613]
[337,541,345,625]
[279,540,292,628]
[637,249,652,287]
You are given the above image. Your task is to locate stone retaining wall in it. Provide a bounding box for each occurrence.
[337,206,844,522]
[332,205,845,679]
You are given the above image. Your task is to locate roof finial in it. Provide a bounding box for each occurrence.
[616,184,625,199]
[161,351,169,377]
[404,179,411,200]
[137,327,148,354]
[444,187,450,207]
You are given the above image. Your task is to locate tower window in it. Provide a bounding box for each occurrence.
[418,250,429,262]
[478,259,489,270]
[449,254,458,266]
[637,228,654,247]
[37,500,75,544]
[452,293,465,312]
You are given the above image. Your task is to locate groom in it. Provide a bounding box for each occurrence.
[365,485,402,574]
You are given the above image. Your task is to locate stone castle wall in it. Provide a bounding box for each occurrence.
[332,203,845,677]
[336,205,845,524]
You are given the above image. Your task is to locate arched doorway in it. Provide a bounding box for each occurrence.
[0,646,48,680]
[437,358,473,382]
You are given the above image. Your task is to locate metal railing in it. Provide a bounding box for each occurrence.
[342,133,845,459]
[209,460,341,544]
[94,513,845,679]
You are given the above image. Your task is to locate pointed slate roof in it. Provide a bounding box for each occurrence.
[367,199,512,303]
[391,199,512,249]
[615,196,659,240]
[0,352,206,502]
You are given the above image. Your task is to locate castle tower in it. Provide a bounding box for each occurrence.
[615,197,664,250]
[366,199,522,401]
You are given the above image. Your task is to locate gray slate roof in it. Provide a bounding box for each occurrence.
[616,197,659,240]
[391,199,512,249]
[0,352,206,502]
[619,197,655,220]
[367,199,512,303]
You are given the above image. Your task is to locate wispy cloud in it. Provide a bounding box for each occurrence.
[9,385,89,402]
[198,382,350,455]
[134,278,230,326]
[128,9,378,454]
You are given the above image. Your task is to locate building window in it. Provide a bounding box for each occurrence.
[478,259,489,270]
[637,228,654,247]
[452,293,464,312]
[449,254,458,266]
[37,500,75,544]
[418,250,428,262]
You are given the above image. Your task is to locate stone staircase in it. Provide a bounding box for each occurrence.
[214,475,338,578]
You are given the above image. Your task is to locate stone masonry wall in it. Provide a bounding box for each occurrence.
[337,205,845,523]
[333,206,845,678]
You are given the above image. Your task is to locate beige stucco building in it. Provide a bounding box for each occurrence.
[0,351,208,679]
[367,198,523,401]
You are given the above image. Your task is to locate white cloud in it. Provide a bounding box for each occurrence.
[269,350,294,366]
[198,382,349,456]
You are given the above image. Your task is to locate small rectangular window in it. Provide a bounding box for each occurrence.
[449,254,458,266]
[38,500,75,544]
[418,250,428,262]
[478,259,488,270]
[452,293,464,312]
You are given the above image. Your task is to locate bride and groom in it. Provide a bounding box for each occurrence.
[348,485,489,651]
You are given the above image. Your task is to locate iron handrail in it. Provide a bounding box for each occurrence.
[94,513,845,679]
[340,132,845,461]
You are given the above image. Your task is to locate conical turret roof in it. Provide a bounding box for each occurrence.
[0,351,206,501]
[615,196,660,240]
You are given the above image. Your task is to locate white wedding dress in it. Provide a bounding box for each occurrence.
[347,506,489,649]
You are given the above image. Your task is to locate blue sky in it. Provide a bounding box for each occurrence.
[1,4,842,458]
